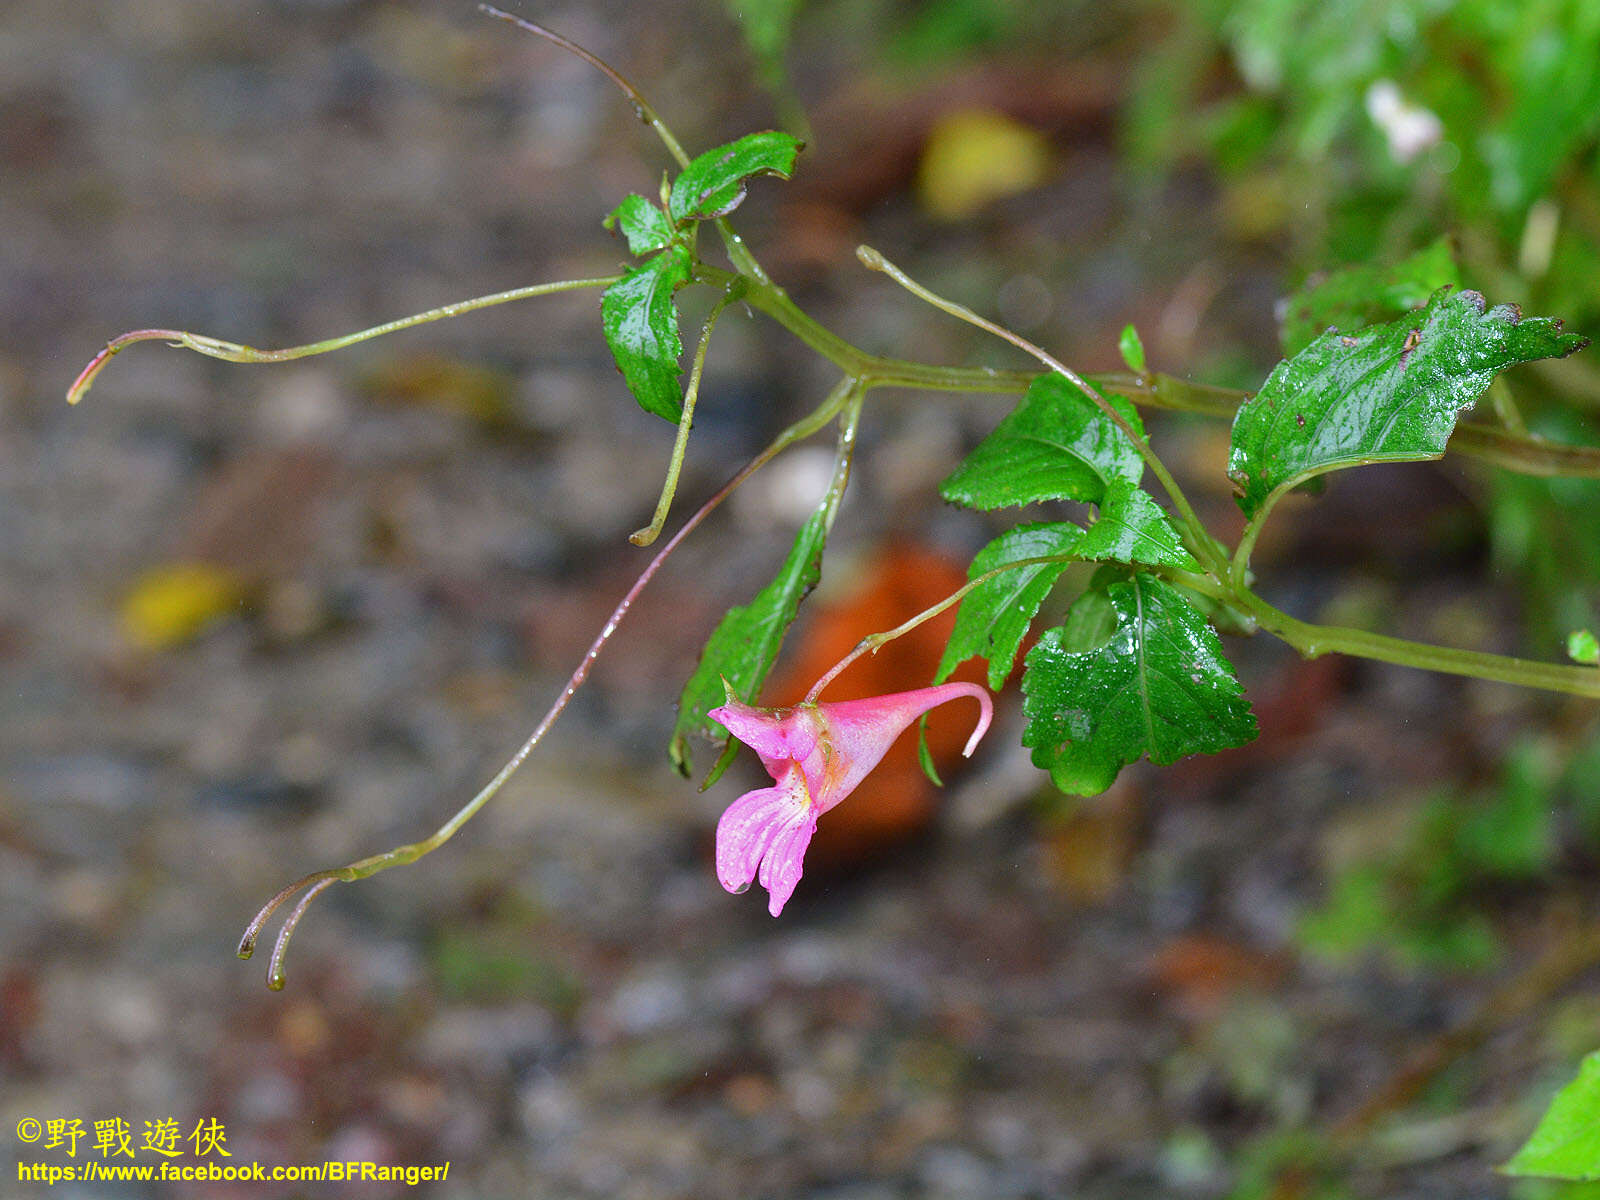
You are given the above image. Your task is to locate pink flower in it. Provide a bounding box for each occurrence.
[710,682,993,915]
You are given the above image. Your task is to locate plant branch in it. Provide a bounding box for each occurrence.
[67,276,618,405]
[698,267,1600,485]
[237,378,855,988]
[854,245,1229,578]
[1238,591,1600,699]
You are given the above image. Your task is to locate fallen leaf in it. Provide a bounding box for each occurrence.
[121,562,245,650]
[917,107,1051,221]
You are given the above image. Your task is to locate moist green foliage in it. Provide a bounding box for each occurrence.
[1228,289,1589,518]
[937,372,1202,749]
[940,373,1145,509]
[600,245,693,422]
[1280,237,1460,356]
[668,131,803,223]
[604,193,675,256]
[601,132,803,421]
[1021,574,1257,796]
[1505,1052,1600,1180]
[669,506,828,781]
[936,522,1083,691]
[1070,480,1199,570]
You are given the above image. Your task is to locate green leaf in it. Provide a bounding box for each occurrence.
[669,506,829,779]
[601,246,693,422]
[1228,289,1589,519]
[1119,323,1148,374]
[941,373,1145,510]
[915,725,944,787]
[936,522,1083,691]
[1569,630,1600,666]
[1504,1052,1600,1180]
[668,131,803,223]
[1056,577,1118,650]
[1073,480,1199,570]
[604,193,675,256]
[1021,574,1257,796]
[1280,238,1461,356]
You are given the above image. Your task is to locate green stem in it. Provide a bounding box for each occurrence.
[712,218,774,287]
[238,377,856,989]
[1446,420,1600,478]
[695,263,1039,394]
[630,290,736,546]
[821,383,866,534]
[1231,484,1287,590]
[711,263,1600,488]
[67,276,617,405]
[696,263,873,376]
[1237,590,1600,698]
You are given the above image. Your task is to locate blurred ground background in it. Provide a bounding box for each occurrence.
[5,1,1600,1197]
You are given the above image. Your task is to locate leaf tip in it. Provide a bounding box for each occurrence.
[1118,324,1147,375]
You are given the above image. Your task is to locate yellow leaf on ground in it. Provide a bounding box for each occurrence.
[121,562,244,649]
[917,108,1050,221]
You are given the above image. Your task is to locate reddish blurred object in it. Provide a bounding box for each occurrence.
[0,966,39,1068]
[762,543,988,865]
[1147,934,1289,1018]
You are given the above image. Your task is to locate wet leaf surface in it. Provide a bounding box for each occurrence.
[1022,574,1257,795]
[1229,289,1589,518]
[601,245,693,422]
[941,373,1145,510]
[668,130,803,223]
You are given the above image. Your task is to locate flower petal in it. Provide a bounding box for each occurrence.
[709,697,792,765]
[814,683,993,810]
[756,808,817,916]
[714,784,794,895]
[711,699,824,789]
